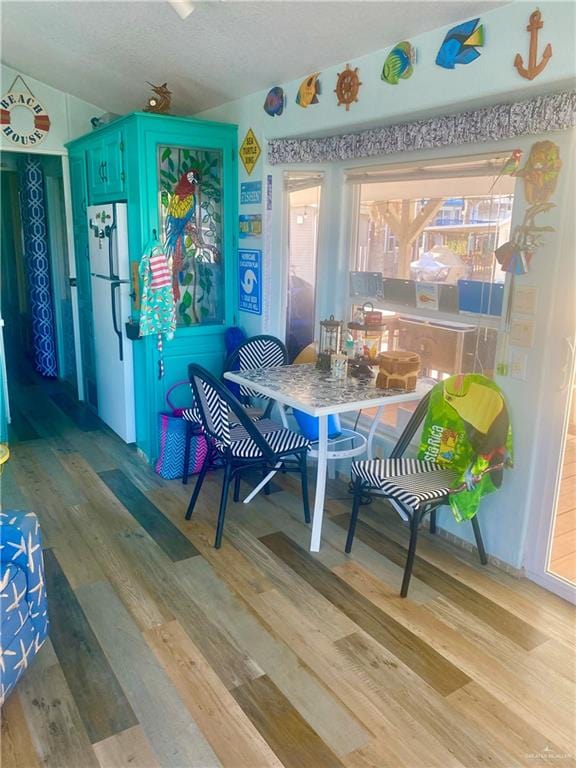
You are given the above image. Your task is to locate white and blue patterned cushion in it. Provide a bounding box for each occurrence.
[0,511,49,704]
[352,458,458,510]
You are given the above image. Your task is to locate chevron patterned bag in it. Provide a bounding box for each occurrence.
[155,381,210,479]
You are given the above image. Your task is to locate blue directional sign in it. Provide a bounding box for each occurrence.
[240,181,262,205]
[239,249,262,315]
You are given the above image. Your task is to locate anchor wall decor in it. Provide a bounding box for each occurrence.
[514,9,552,81]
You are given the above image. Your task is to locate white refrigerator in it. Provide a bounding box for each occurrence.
[87,203,136,443]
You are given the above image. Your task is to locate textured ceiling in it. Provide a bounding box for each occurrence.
[1,1,509,115]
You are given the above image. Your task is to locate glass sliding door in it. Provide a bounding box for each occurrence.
[547,350,576,587]
[284,172,323,362]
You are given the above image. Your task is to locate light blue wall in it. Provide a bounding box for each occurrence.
[193,0,576,569]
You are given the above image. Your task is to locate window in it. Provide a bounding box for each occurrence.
[284,172,323,362]
[347,153,514,433]
[350,154,515,286]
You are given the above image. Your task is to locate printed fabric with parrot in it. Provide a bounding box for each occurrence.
[418,374,513,521]
[164,168,201,301]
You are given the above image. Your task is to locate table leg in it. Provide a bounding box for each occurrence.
[367,404,385,459]
[278,403,289,428]
[310,414,328,552]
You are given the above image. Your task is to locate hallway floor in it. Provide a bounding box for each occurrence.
[2,376,575,768]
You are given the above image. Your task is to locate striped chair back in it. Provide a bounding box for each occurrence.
[190,371,231,447]
[235,335,288,399]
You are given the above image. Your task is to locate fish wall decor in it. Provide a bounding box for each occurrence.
[144,82,172,113]
[436,18,485,69]
[263,86,286,117]
[296,73,321,108]
[382,41,415,85]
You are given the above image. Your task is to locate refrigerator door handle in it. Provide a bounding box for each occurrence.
[107,207,119,280]
[111,280,124,362]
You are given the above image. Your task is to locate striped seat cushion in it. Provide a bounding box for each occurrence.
[352,458,458,509]
[225,419,310,459]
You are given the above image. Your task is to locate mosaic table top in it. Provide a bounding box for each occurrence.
[224,363,428,417]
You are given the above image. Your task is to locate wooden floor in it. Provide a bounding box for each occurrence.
[549,433,576,584]
[2,368,576,768]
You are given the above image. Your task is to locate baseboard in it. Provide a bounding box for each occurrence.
[433,525,525,578]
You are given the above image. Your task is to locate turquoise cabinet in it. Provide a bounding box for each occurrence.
[86,128,126,203]
[66,112,238,461]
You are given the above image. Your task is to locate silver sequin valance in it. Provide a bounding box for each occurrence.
[267,90,576,165]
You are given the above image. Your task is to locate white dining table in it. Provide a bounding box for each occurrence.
[224,363,430,552]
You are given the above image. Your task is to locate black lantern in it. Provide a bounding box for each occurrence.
[317,315,342,371]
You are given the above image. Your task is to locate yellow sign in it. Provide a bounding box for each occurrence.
[239,128,261,176]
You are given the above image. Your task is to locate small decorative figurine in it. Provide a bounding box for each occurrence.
[489,149,523,191]
[435,18,484,69]
[144,82,172,114]
[382,41,415,85]
[514,9,552,81]
[296,73,321,107]
[334,64,361,111]
[516,141,562,204]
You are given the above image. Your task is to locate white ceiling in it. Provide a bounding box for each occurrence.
[1,0,508,115]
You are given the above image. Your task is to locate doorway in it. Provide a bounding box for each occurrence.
[0,151,77,429]
[548,379,576,584]
[284,171,323,362]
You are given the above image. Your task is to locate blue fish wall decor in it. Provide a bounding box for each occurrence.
[263,86,286,117]
[436,18,485,69]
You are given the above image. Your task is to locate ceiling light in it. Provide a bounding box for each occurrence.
[168,0,195,20]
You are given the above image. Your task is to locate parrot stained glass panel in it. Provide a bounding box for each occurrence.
[158,145,223,326]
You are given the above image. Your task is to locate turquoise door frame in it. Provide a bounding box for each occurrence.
[135,116,238,460]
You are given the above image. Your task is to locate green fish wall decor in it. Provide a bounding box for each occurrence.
[382,41,415,85]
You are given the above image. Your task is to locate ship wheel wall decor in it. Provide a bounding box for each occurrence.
[335,64,362,111]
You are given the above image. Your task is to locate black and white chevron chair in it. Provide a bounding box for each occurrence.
[345,388,488,598]
[186,364,311,548]
[181,335,287,484]
[223,335,288,420]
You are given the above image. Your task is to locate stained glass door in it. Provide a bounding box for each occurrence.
[158,145,224,326]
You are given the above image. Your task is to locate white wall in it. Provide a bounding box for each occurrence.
[194,0,576,570]
[1,64,104,154]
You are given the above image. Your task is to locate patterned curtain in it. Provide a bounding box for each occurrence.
[19,156,57,377]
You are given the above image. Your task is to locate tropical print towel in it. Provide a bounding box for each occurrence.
[418,374,513,521]
[139,246,176,340]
